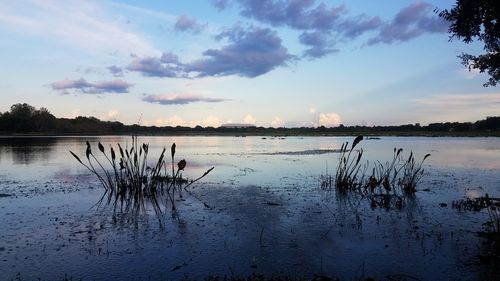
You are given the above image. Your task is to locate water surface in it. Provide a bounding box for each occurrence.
[0,136,499,280]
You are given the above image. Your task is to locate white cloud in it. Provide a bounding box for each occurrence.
[107,110,119,120]
[270,117,284,128]
[0,0,158,56]
[456,67,481,80]
[149,115,222,127]
[242,114,256,124]
[68,109,80,118]
[414,93,500,107]
[153,116,187,127]
[412,93,500,122]
[309,107,317,114]
[318,112,342,127]
[191,116,221,127]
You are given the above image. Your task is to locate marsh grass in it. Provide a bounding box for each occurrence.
[367,148,404,191]
[333,135,365,193]
[322,136,431,209]
[70,136,213,225]
[398,152,431,193]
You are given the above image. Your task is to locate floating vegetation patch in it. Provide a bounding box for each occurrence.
[453,194,500,235]
[261,149,341,155]
[70,136,214,226]
[321,136,431,209]
[453,194,500,271]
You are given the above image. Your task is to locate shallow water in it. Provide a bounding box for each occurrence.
[0,136,499,280]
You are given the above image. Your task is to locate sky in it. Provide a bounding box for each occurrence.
[0,0,498,127]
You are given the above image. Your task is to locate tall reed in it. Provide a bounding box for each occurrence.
[70,136,214,224]
[368,148,404,191]
[398,152,431,193]
[334,136,365,193]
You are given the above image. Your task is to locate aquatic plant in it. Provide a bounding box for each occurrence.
[367,148,404,192]
[321,136,431,210]
[70,136,214,224]
[334,136,365,193]
[398,152,431,193]
[453,194,500,235]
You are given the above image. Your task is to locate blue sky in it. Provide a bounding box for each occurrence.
[0,0,498,127]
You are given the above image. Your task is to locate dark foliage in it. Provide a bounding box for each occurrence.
[0,103,56,133]
[439,0,500,86]
[0,103,499,135]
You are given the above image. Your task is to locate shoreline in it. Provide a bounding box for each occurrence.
[1,131,499,137]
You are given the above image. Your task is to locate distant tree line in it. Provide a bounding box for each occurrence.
[0,103,499,136]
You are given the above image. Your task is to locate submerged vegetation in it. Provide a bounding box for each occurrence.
[453,194,500,272]
[70,136,214,225]
[322,136,431,209]
[453,194,500,235]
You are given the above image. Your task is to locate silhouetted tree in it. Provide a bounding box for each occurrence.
[32,107,56,131]
[8,103,36,132]
[475,116,500,130]
[439,0,500,86]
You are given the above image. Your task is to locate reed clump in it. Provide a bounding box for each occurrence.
[70,136,214,224]
[334,135,365,193]
[321,136,431,209]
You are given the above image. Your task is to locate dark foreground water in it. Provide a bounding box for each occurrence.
[0,136,499,280]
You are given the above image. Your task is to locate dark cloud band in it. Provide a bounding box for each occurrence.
[50,78,132,94]
[142,94,226,105]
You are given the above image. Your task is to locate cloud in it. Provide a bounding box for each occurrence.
[0,1,158,55]
[174,15,205,33]
[107,65,124,77]
[153,115,187,127]
[142,93,226,105]
[271,117,285,128]
[456,66,481,80]
[128,26,293,78]
[196,116,222,127]
[243,114,257,124]
[318,112,342,127]
[108,110,119,118]
[226,1,445,57]
[187,25,293,77]
[299,31,337,58]
[151,115,222,127]
[211,0,231,11]
[309,107,317,114]
[414,93,500,108]
[127,52,182,77]
[367,2,448,45]
[339,15,382,39]
[235,0,345,31]
[412,93,500,122]
[50,78,132,94]
[226,1,380,59]
[102,109,119,121]
[68,109,80,118]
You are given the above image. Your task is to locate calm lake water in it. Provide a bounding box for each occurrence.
[0,136,499,280]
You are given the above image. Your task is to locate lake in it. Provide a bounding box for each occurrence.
[1,136,499,280]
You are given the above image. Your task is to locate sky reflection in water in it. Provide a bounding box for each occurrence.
[0,136,499,280]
